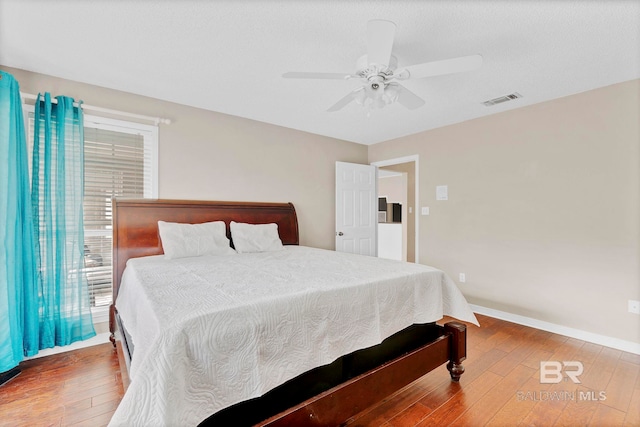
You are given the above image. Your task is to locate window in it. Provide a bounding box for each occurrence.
[82,115,158,313]
[25,106,158,321]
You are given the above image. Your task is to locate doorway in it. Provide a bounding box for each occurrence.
[377,169,407,261]
[372,156,419,263]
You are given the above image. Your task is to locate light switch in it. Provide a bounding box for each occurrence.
[421,207,429,215]
[436,185,448,200]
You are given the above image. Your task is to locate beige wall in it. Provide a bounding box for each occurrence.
[369,79,640,344]
[4,65,367,250]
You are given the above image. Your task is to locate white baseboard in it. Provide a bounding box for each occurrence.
[470,304,640,355]
[24,332,112,360]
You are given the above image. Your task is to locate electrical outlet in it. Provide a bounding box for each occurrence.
[629,300,640,315]
[459,273,466,283]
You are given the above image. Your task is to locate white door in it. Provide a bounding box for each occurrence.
[335,161,377,256]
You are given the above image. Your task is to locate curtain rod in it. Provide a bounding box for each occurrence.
[20,92,171,125]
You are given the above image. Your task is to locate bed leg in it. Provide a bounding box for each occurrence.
[444,321,467,382]
[109,304,116,347]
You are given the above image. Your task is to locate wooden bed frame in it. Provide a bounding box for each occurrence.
[109,198,467,427]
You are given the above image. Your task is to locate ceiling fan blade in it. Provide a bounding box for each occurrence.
[282,72,352,79]
[326,88,364,112]
[393,84,425,110]
[366,19,396,67]
[396,54,483,80]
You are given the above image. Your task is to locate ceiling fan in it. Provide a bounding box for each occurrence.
[282,19,483,112]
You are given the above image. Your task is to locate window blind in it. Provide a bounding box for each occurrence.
[26,109,157,310]
[83,127,148,307]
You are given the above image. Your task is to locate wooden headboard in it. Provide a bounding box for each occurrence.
[110,198,299,306]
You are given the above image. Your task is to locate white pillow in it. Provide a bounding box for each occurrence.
[230,221,284,253]
[158,220,236,259]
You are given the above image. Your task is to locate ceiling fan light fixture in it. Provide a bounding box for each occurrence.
[384,84,399,102]
[367,76,386,97]
[283,19,482,112]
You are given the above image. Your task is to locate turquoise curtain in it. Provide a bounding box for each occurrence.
[0,74,95,372]
[0,71,39,372]
[31,93,95,349]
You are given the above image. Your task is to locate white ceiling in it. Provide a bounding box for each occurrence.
[1,1,639,145]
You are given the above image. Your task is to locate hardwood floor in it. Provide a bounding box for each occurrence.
[347,315,640,427]
[1,314,638,426]
[0,343,124,427]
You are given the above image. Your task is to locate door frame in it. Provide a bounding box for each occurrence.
[371,155,419,262]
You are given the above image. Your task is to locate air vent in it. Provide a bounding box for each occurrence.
[482,92,522,107]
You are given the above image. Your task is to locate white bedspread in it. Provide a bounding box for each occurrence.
[109,246,478,426]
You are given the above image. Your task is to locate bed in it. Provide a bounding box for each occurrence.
[107,199,478,426]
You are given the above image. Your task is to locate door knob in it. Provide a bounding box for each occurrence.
[337,231,344,236]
